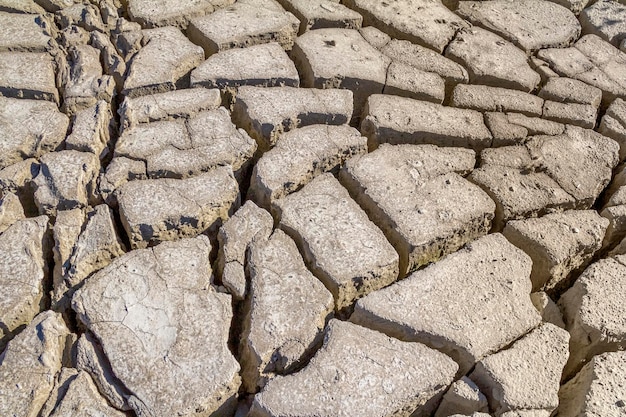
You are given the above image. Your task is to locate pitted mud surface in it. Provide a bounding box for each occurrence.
[1,1,626,416]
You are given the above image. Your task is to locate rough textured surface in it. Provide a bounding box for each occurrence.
[217,201,273,301]
[0,97,69,170]
[340,144,493,275]
[191,42,299,90]
[600,98,626,161]
[445,27,540,92]
[119,87,221,128]
[72,236,241,417]
[559,256,626,378]
[117,165,239,248]
[0,216,50,348]
[470,323,570,415]
[471,126,619,228]
[188,0,299,55]
[343,0,469,53]
[292,28,390,116]
[241,229,333,392]
[537,34,626,105]
[115,108,256,180]
[362,94,492,150]
[503,210,608,293]
[232,86,353,150]
[352,233,541,374]
[250,319,458,417]
[122,27,205,98]
[275,173,399,310]
[435,377,489,417]
[451,84,544,117]
[250,124,367,210]
[456,0,580,53]
[0,51,59,103]
[278,0,363,33]
[0,11,53,52]
[40,369,127,417]
[579,0,626,47]
[558,350,626,417]
[127,0,235,29]
[33,150,101,216]
[0,311,70,417]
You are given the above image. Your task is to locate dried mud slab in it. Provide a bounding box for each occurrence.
[457,0,580,53]
[275,173,399,310]
[340,143,494,275]
[351,233,541,374]
[249,319,458,417]
[72,236,241,417]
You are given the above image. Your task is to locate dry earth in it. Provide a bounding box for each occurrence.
[1,0,626,416]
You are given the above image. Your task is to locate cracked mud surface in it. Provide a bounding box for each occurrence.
[1,0,626,416]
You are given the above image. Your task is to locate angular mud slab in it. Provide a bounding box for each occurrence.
[456,0,580,53]
[72,236,241,417]
[240,229,333,392]
[0,51,59,103]
[531,292,566,329]
[232,86,353,150]
[0,11,53,52]
[559,256,626,378]
[250,124,367,211]
[599,98,626,161]
[98,156,148,206]
[0,0,46,14]
[435,377,489,417]
[340,144,494,275]
[445,27,540,92]
[0,192,25,233]
[451,84,544,117]
[537,34,626,105]
[66,101,114,160]
[122,27,204,98]
[484,112,564,147]
[539,77,603,107]
[470,323,570,415]
[380,38,469,91]
[249,320,458,417]
[291,28,390,116]
[52,205,125,309]
[0,158,41,216]
[0,311,70,417]
[558,351,626,417]
[188,0,299,55]
[579,0,626,47]
[275,173,399,310]
[503,210,608,293]
[127,0,234,29]
[74,332,132,411]
[362,94,492,150]
[39,370,126,417]
[351,233,541,374]
[542,100,598,129]
[115,108,256,180]
[62,44,115,114]
[117,166,239,249]
[471,126,619,229]
[119,87,221,129]
[545,0,590,14]
[33,150,101,217]
[0,216,50,348]
[191,42,299,90]
[383,61,445,104]
[278,0,363,33]
[343,0,468,53]
[217,201,273,300]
